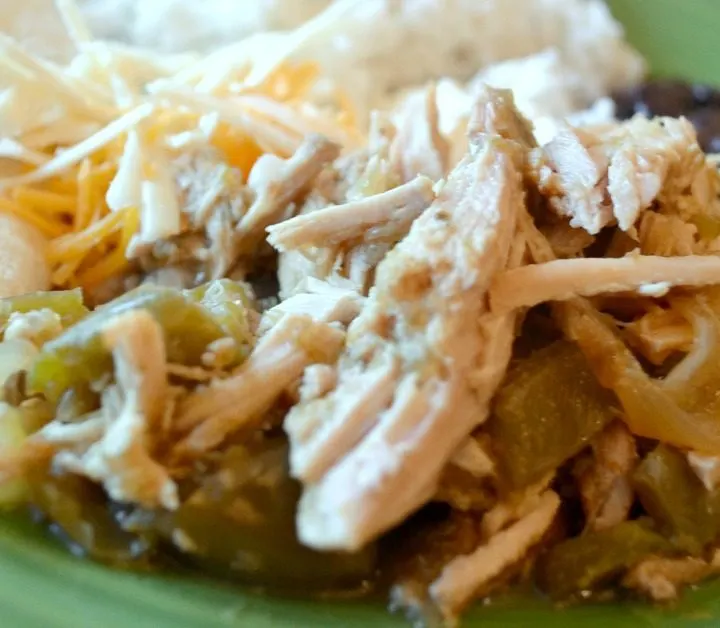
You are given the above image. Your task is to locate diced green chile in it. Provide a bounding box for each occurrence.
[434,463,496,512]
[691,214,720,241]
[537,520,673,600]
[17,398,54,433]
[27,286,232,402]
[28,467,152,566]
[0,405,29,507]
[489,341,618,489]
[154,437,376,591]
[633,445,720,553]
[0,289,88,331]
[55,385,101,422]
[184,279,255,359]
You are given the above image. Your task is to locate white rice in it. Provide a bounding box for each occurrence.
[2,0,646,135]
[77,0,645,117]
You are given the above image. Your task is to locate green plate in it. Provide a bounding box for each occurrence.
[4,1,720,626]
[607,0,720,85]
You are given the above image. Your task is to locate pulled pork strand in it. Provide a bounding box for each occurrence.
[287,93,527,552]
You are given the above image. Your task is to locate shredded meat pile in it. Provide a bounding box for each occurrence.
[8,83,720,628]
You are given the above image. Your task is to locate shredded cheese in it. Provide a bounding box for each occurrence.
[0,139,49,166]
[12,188,78,215]
[40,176,78,196]
[235,94,362,148]
[131,150,182,254]
[20,119,104,151]
[52,261,82,286]
[153,90,303,157]
[0,102,155,190]
[76,206,139,287]
[74,159,93,230]
[0,33,113,121]
[211,124,264,177]
[56,0,136,108]
[55,0,94,46]
[48,206,128,263]
[106,130,142,212]
[0,198,68,239]
[0,3,360,293]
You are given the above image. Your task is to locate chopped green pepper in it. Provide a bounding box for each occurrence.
[489,341,618,489]
[691,214,720,241]
[0,339,38,398]
[434,464,496,512]
[0,289,88,331]
[17,398,54,434]
[27,286,231,402]
[28,467,152,566]
[184,279,255,359]
[55,385,101,422]
[537,520,673,600]
[633,445,720,553]
[156,437,376,591]
[0,404,29,507]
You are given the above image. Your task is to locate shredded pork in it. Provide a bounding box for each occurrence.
[490,254,720,314]
[175,313,345,455]
[171,146,247,279]
[623,305,694,365]
[530,116,716,235]
[52,310,178,510]
[389,83,449,182]
[449,436,496,479]
[624,552,720,601]
[257,278,364,335]
[273,117,419,299]
[235,134,340,254]
[429,490,560,621]
[575,421,637,532]
[6,25,720,625]
[266,175,435,252]
[480,474,554,539]
[287,89,527,551]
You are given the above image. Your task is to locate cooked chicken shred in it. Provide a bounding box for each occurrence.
[531,116,718,235]
[274,116,412,298]
[237,135,340,249]
[490,254,720,313]
[624,552,720,601]
[287,88,527,551]
[52,310,178,510]
[176,314,346,454]
[575,421,637,532]
[430,490,560,621]
[389,83,449,183]
[266,175,435,252]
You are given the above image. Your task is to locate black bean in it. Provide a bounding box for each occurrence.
[688,107,720,153]
[636,79,695,118]
[612,88,640,120]
[610,78,720,152]
[612,80,697,121]
[692,83,720,107]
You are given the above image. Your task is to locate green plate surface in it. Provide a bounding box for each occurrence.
[607,0,720,85]
[4,1,720,626]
